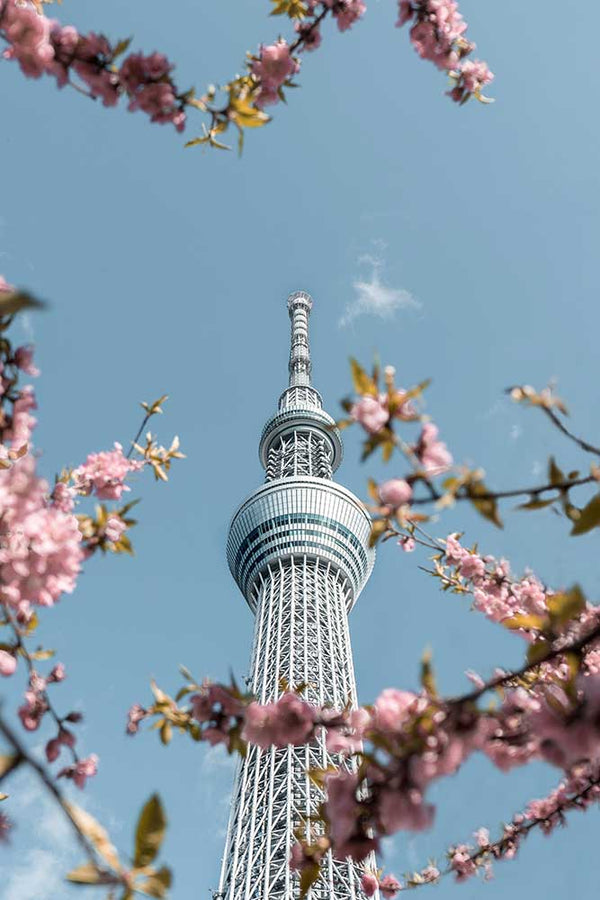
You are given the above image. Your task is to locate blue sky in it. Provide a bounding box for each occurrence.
[2,0,600,896]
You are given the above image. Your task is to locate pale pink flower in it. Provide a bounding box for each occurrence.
[0,650,17,677]
[373,688,418,733]
[413,423,453,474]
[18,689,48,731]
[105,515,126,543]
[294,21,322,51]
[379,874,403,898]
[333,0,366,32]
[361,873,379,897]
[378,786,434,833]
[13,345,39,376]
[398,536,415,552]
[2,0,55,78]
[73,442,143,500]
[449,844,477,881]
[251,41,300,108]
[242,693,315,748]
[378,479,413,509]
[126,704,148,735]
[58,753,98,789]
[350,395,389,434]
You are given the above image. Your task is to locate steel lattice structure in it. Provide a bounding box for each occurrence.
[218,292,379,900]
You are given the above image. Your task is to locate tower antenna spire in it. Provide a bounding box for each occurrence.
[287,290,313,387]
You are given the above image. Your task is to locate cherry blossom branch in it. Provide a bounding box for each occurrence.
[0,599,79,764]
[0,710,118,883]
[540,406,600,458]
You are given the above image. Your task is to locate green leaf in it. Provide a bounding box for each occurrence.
[571,493,600,535]
[66,863,104,885]
[350,358,378,397]
[134,794,167,868]
[547,585,586,627]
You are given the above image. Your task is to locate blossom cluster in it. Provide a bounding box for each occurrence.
[396,1,493,102]
[0,0,187,130]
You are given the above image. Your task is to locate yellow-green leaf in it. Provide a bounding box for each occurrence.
[0,754,22,779]
[350,358,378,397]
[467,482,503,528]
[369,519,387,548]
[0,290,45,317]
[65,803,122,872]
[139,866,172,899]
[517,497,555,511]
[299,862,321,899]
[571,493,600,536]
[134,794,167,868]
[547,585,586,627]
[504,614,547,632]
[66,863,104,885]
[548,456,565,486]
[420,648,437,697]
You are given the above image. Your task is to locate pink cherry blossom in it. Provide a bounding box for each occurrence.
[1,0,55,79]
[242,692,315,748]
[351,395,389,434]
[378,479,413,509]
[333,0,367,32]
[0,649,17,677]
[373,688,419,733]
[73,442,143,500]
[13,345,39,377]
[105,515,126,543]
[361,873,379,897]
[126,703,148,735]
[251,40,300,108]
[413,422,453,474]
[58,753,98,789]
[294,21,322,52]
[398,535,415,552]
[449,844,478,881]
[18,688,48,731]
[379,874,403,898]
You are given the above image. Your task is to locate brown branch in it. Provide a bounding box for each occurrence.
[450,621,600,706]
[409,474,596,507]
[541,406,600,458]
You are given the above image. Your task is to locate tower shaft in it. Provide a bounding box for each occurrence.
[219,293,377,900]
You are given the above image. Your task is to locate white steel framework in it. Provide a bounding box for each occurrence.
[218,292,378,900]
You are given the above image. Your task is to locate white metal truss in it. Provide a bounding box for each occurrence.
[217,293,378,900]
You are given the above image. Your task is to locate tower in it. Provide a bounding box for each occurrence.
[218,292,377,900]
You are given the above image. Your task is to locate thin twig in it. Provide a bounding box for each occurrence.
[541,406,600,458]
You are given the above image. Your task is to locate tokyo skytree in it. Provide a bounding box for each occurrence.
[218,292,378,900]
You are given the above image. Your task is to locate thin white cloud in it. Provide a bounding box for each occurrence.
[339,254,419,328]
